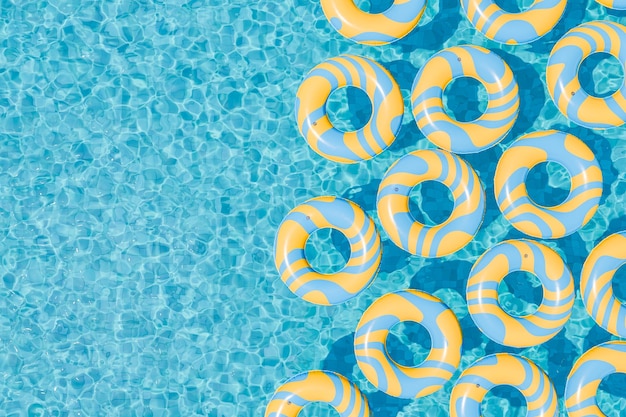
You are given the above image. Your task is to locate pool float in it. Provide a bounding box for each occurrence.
[296,55,403,163]
[461,0,566,44]
[411,45,519,153]
[354,289,462,398]
[450,353,558,417]
[595,0,626,9]
[467,239,574,347]
[580,232,626,338]
[565,341,626,417]
[547,20,626,129]
[274,196,381,305]
[320,0,426,45]
[494,130,602,239]
[377,149,485,257]
[265,370,371,417]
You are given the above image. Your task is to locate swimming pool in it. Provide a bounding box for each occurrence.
[0,0,625,415]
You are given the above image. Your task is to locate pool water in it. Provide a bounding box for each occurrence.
[0,1,626,416]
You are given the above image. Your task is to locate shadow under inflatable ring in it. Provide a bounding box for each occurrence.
[450,353,558,417]
[494,130,602,239]
[461,0,566,44]
[274,196,381,305]
[547,20,626,129]
[467,239,575,347]
[377,149,485,258]
[320,0,426,45]
[354,289,462,398]
[565,341,626,417]
[265,370,371,417]
[411,45,519,154]
[296,55,403,163]
[581,232,626,338]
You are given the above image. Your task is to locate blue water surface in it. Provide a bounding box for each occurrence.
[1,0,626,416]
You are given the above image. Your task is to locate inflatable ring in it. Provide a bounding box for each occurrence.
[467,239,575,347]
[377,149,485,257]
[547,20,626,129]
[595,0,626,9]
[354,289,462,398]
[565,341,626,417]
[450,354,558,417]
[274,196,381,305]
[580,232,626,338]
[411,45,519,153]
[494,130,602,239]
[320,0,426,45]
[296,55,403,163]
[265,370,371,417]
[461,0,566,44]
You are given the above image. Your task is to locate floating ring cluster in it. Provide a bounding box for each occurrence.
[268,5,626,417]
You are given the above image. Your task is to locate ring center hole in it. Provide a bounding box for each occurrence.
[354,0,394,13]
[409,181,454,226]
[526,161,571,207]
[298,402,341,417]
[443,77,488,122]
[498,271,542,317]
[579,52,624,98]
[612,265,626,304]
[326,86,373,132]
[305,228,351,274]
[386,321,432,367]
[597,372,626,416]
[481,385,528,416]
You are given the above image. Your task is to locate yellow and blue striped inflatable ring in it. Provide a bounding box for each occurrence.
[461,0,566,44]
[320,0,426,45]
[596,0,626,9]
[494,130,602,239]
[450,354,558,417]
[565,341,626,417]
[467,239,575,347]
[296,55,403,163]
[265,370,371,417]
[354,289,462,398]
[411,45,519,153]
[580,232,626,338]
[274,196,381,305]
[547,20,626,129]
[377,149,485,257]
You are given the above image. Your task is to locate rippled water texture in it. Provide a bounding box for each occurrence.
[0,1,626,416]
